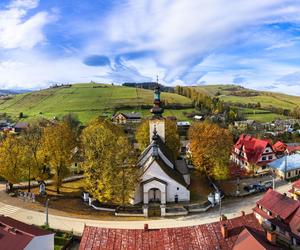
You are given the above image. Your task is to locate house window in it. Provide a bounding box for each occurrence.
[262,156,267,161]
[288,172,291,178]
[262,165,266,170]
[177,187,179,190]
[268,156,273,160]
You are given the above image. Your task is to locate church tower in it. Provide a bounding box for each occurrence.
[149,77,165,142]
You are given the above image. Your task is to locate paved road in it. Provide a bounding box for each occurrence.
[0,182,292,235]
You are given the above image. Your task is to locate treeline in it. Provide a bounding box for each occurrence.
[122,82,174,93]
[174,86,244,123]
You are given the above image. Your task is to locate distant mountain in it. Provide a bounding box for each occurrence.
[0,89,31,96]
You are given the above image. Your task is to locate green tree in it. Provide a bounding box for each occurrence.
[135,119,180,161]
[81,119,138,205]
[188,121,233,180]
[41,121,77,193]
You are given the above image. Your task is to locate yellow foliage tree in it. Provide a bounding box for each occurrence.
[41,121,77,193]
[81,119,138,205]
[188,121,233,180]
[0,134,27,188]
[135,119,180,161]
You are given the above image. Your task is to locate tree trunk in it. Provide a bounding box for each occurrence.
[56,185,60,194]
[28,165,31,193]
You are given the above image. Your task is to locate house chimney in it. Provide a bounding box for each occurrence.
[266,231,276,245]
[241,211,245,216]
[144,224,149,231]
[221,224,228,239]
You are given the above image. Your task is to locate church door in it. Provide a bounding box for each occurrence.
[149,188,161,203]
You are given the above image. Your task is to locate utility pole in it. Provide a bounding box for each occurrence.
[218,190,222,218]
[45,198,50,226]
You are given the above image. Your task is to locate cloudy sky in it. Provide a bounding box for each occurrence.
[1,0,300,94]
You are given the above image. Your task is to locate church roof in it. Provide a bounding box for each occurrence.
[144,156,188,187]
[137,134,174,166]
[175,160,189,175]
[141,177,167,185]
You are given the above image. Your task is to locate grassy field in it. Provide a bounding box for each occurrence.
[238,107,288,122]
[0,83,192,124]
[193,85,300,110]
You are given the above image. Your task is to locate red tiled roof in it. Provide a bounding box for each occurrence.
[272,141,287,153]
[234,134,273,164]
[287,145,300,153]
[293,179,300,189]
[79,213,265,250]
[257,189,300,220]
[0,216,53,250]
[233,227,281,250]
[0,216,52,236]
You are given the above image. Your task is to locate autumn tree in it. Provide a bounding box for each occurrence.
[188,121,233,180]
[81,119,138,205]
[0,134,27,189]
[21,123,47,192]
[135,119,180,161]
[41,121,77,193]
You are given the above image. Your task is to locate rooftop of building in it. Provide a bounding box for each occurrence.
[79,213,277,250]
[268,153,300,172]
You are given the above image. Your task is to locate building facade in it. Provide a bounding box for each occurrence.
[231,134,277,174]
[133,83,190,215]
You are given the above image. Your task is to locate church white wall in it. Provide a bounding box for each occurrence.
[142,160,190,202]
[24,234,54,250]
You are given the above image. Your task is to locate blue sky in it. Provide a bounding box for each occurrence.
[1,0,300,95]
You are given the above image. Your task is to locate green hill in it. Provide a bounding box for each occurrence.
[0,83,193,123]
[192,85,300,122]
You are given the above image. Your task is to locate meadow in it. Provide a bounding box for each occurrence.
[0,83,193,123]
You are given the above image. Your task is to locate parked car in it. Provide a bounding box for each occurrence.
[263,181,273,189]
[253,184,267,192]
[243,185,256,193]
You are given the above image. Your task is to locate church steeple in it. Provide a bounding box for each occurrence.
[150,76,164,117]
[149,76,165,143]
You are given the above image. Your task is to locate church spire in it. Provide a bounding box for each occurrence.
[150,75,164,117]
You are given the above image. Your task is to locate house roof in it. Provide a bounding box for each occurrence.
[234,134,273,164]
[79,213,266,250]
[293,179,300,189]
[0,216,53,250]
[272,141,287,153]
[268,154,300,172]
[233,227,281,250]
[141,177,167,185]
[256,189,300,220]
[113,112,141,119]
[175,160,189,175]
[14,122,29,129]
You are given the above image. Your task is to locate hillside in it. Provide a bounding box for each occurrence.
[0,83,192,123]
[192,85,300,122]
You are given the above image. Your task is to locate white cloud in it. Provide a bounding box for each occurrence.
[0,0,57,49]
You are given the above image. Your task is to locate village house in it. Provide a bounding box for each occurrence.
[79,213,280,250]
[231,134,277,174]
[111,112,141,124]
[133,84,190,216]
[289,179,300,200]
[272,141,300,157]
[0,215,54,250]
[13,122,29,133]
[253,189,300,247]
[268,154,300,180]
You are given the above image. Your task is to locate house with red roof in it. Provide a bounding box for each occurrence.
[289,179,300,200]
[231,134,277,174]
[253,189,300,247]
[79,213,280,250]
[0,215,54,250]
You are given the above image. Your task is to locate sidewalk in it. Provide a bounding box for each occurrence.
[0,181,292,235]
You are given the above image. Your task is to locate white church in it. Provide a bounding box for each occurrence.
[133,83,190,215]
